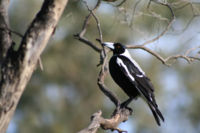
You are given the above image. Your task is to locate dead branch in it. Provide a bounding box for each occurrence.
[129,0,141,28]
[97,48,120,106]
[103,0,127,7]
[75,1,134,133]
[0,27,23,38]
[170,1,200,34]
[116,0,127,7]
[140,0,175,46]
[76,0,122,107]
[126,45,200,66]
[74,34,101,52]
[78,108,132,133]
[90,10,107,64]
[74,0,102,53]
[74,0,121,110]
[91,11,103,43]
[76,1,200,133]
[78,111,102,133]
[126,45,167,64]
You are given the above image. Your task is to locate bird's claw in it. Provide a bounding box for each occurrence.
[115,103,133,115]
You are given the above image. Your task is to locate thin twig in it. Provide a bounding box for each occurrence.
[116,0,127,7]
[91,11,103,42]
[9,29,23,38]
[126,45,200,66]
[103,0,127,7]
[140,0,175,46]
[129,0,141,28]
[185,46,200,56]
[170,1,200,34]
[90,10,107,59]
[76,0,121,109]
[79,12,92,37]
[94,0,102,9]
[127,45,166,64]
[75,1,200,133]
[74,34,101,52]
[97,48,120,106]
[0,24,23,38]
[38,57,43,71]
[74,0,102,53]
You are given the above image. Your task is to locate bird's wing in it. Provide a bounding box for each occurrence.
[117,56,155,105]
[117,56,164,124]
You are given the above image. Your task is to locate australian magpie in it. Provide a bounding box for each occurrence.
[103,42,164,126]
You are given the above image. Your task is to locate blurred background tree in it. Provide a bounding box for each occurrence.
[6,0,200,133]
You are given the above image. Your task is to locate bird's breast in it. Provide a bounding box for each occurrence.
[109,56,139,98]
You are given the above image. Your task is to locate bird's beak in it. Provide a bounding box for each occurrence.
[102,42,114,50]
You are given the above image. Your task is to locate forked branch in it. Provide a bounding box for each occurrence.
[76,1,133,133]
[141,0,175,46]
[78,108,132,133]
[74,0,121,109]
[126,45,200,66]
[76,0,200,133]
[74,0,102,53]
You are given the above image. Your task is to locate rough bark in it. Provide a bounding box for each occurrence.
[78,108,132,133]
[0,0,68,132]
[0,0,12,64]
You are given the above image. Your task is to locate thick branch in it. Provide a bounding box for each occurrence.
[78,108,132,133]
[0,0,12,64]
[0,0,68,132]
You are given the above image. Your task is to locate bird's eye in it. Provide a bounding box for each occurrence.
[116,45,121,49]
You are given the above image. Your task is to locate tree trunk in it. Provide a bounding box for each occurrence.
[0,0,68,132]
[0,0,12,64]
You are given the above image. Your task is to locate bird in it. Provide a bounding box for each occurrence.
[102,42,164,126]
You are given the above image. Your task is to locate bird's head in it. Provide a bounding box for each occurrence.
[103,42,126,55]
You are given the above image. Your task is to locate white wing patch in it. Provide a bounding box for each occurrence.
[117,56,153,104]
[116,57,135,81]
[121,50,145,75]
[136,74,144,78]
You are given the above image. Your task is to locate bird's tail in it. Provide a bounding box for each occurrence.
[148,103,164,126]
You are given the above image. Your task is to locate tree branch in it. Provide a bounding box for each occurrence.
[0,0,68,132]
[74,0,102,53]
[76,1,200,133]
[140,0,175,46]
[78,108,132,133]
[75,0,121,107]
[126,45,200,66]
[75,1,134,132]
[97,48,120,106]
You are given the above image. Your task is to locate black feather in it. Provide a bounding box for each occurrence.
[148,103,161,126]
[106,42,164,126]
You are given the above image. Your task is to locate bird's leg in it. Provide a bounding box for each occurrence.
[116,102,121,113]
[113,98,133,116]
[120,97,134,113]
[121,97,133,108]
